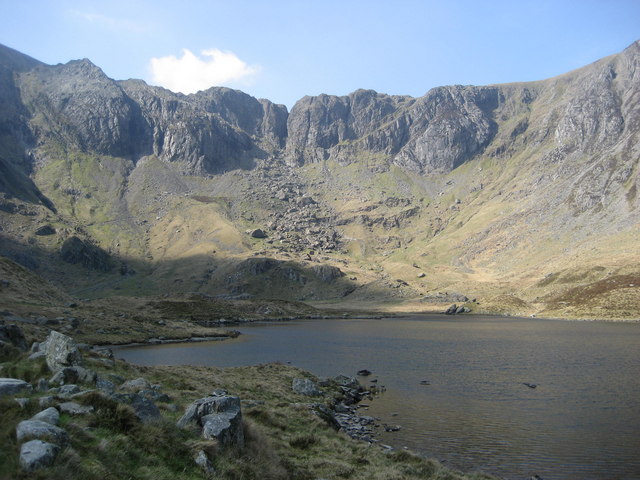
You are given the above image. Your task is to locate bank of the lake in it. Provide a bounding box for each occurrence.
[115,314,640,480]
[0,324,496,480]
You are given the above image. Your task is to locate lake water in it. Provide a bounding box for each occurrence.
[114,315,640,480]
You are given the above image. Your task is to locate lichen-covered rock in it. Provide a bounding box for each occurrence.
[41,331,83,373]
[19,440,59,472]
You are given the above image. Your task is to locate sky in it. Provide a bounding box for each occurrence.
[1,0,639,109]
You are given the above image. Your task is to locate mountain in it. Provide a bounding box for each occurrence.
[0,41,638,320]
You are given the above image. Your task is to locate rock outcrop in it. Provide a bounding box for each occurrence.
[177,393,244,448]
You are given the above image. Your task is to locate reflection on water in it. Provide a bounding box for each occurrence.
[114,316,640,480]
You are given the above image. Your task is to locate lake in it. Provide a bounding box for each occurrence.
[114,315,640,480]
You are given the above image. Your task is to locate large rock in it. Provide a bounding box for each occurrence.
[292,378,322,397]
[202,411,244,447]
[0,378,32,396]
[110,392,161,423]
[59,401,94,415]
[50,366,97,385]
[120,377,152,392]
[177,394,244,448]
[41,331,83,372]
[31,407,60,426]
[16,420,69,446]
[19,440,60,472]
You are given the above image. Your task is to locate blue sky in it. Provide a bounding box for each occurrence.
[1,0,639,108]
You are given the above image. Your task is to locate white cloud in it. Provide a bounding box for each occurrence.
[149,49,260,94]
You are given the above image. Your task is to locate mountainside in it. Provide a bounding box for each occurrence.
[0,41,638,320]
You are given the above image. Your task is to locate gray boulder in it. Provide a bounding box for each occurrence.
[50,366,97,385]
[202,411,244,447]
[177,394,244,448]
[111,392,161,422]
[32,407,60,426]
[0,378,32,396]
[292,378,322,396]
[445,304,458,315]
[249,228,267,238]
[333,375,360,390]
[59,401,94,415]
[41,331,83,372]
[19,440,60,472]
[16,420,69,446]
[195,450,215,475]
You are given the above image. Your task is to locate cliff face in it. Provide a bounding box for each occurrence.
[2,41,639,180]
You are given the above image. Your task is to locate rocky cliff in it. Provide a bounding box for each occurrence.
[0,41,638,319]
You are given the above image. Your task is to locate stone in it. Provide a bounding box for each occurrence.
[202,411,244,448]
[417,272,426,278]
[57,384,81,396]
[333,375,360,390]
[110,392,161,422]
[38,396,55,408]
[357,369,372,376]
[0,378,32,396]
[35,225,56,236]
[292,378,322,396]
[130,394,161,422]
[20,440,60,472]
[59,401,94,415]
[445,304,458,315]
[15,397,29,408]
[249,228,267,238]
[177,394,243,448]
[16,420,69,446]
[32,407,60,425]
[41,331,83,373]
[96,378,116,394]
[36,378,49,392]
[195,450,215,475]
[120,377,152,392]
[50,366,97,385]
[0,324,27,350]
